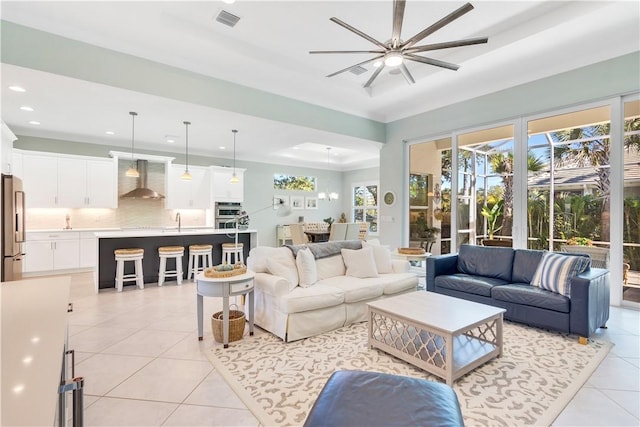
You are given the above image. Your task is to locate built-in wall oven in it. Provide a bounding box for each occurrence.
[215,202,242,229]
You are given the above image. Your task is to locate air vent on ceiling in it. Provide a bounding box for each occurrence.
[349,66,367,75]
[216,10,241,27]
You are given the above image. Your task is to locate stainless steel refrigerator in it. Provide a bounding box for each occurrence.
[2,174,25,282]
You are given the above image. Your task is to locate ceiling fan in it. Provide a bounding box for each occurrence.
[310,1,488,88]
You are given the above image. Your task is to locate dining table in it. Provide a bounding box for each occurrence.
[304,230,330,243]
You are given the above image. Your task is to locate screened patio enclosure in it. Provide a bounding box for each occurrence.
[408,96,640,306]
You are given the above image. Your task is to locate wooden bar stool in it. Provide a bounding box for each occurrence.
[158,246,184,286]
[222,242,244,265]
[187,244,213,280]
[114,248,144,292]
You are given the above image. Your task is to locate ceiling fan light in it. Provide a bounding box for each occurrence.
[384,51,403,67]
[373,60,383,68]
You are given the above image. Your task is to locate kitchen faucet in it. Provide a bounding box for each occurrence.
[176,212,181,232]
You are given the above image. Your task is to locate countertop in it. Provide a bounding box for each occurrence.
[94,228,257,238]
[1,276,71,426]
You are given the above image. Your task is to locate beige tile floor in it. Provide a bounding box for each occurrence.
[62,272,639,426]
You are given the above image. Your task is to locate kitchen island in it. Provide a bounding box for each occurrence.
[94,228,257,292]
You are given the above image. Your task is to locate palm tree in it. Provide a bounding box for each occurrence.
[551,118,640,241]
[489,152,545,237]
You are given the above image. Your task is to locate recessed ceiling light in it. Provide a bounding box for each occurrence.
[105,131,115,135]
[9,86,26,92]
[165,135,179,143]
[166,138,176,143]
[20,106,34,112]
[28,121,40,125]
[292,146,300,150]
[219,146,226,150]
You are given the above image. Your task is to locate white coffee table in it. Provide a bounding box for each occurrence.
[367,291,505,385]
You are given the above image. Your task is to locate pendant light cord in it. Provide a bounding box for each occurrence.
[232,129,238,174]
[184,121,190,172]
[130,111,137,166]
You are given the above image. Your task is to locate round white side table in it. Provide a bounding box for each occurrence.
[195,270,255,348]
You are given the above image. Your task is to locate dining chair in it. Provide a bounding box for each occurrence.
[345,223,360,240]
[289,223,309,245]
[329,223,348,241]
[357,222,369,240]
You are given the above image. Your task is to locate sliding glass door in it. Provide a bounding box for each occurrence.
[455,125,515,249]
[622,97,640,306]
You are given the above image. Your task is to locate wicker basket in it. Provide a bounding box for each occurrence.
[204,265,247,278]
[398,247,426,255]
[211,306,246,343]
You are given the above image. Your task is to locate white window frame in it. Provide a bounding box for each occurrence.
[352,181,379,235]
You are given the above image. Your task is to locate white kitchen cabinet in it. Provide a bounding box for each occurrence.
[19,151,117,208]
[210,166,244,203]
[24,232,80,273]
[10,150,22,177]
[166,164,210,209]
[1,120,17,175]
[22,154,59,208]
[79,232,97,268]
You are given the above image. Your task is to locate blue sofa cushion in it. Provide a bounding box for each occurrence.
[531,252,590,296]
[435,274,509,297]
[457,245,514,282]
[491,283,571,313]
[512,249,545,283]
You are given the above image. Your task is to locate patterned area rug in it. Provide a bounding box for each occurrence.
[207,322,612,427]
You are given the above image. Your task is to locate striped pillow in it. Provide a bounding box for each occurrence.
[530,252,590,296]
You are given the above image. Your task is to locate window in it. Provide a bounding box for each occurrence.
[273,174,317,191]
[353,183,378,234]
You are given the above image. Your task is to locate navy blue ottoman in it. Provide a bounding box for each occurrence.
[303,370,464,427]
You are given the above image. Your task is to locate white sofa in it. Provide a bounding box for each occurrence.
[246,240,419,342]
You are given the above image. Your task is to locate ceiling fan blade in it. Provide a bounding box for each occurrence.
[405,54,460,71]
[391,0,406,49]
[330,17,388,50]
[402,2,474,49]
[310,50,385,55]
[399,63,415,85]
[326,54,384,78]
[363,65,385,88]
[404,37,488,54]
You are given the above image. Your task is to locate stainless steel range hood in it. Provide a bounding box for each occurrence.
[120,160,165,199]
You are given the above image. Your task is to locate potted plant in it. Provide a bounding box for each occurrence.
[481,201,510,247]
[323,217,334,231]
[565,236,593,246]
[410,212,440,252]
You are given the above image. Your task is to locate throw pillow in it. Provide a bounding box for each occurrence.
[316,255,346,280]
[362,241,393,274]
[296,248,317,287]
[341,246,379,278]
[266,249,299,291]
[530,252,590,296]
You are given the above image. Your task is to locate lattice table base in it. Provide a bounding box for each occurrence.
[368,303,503,385]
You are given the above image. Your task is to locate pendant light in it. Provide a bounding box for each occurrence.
[230,129,240,184]
[125,112,140,178]
[318,147,339,201]
[181,121,192,181]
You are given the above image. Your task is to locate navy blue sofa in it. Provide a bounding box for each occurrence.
[426,245,610,341]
